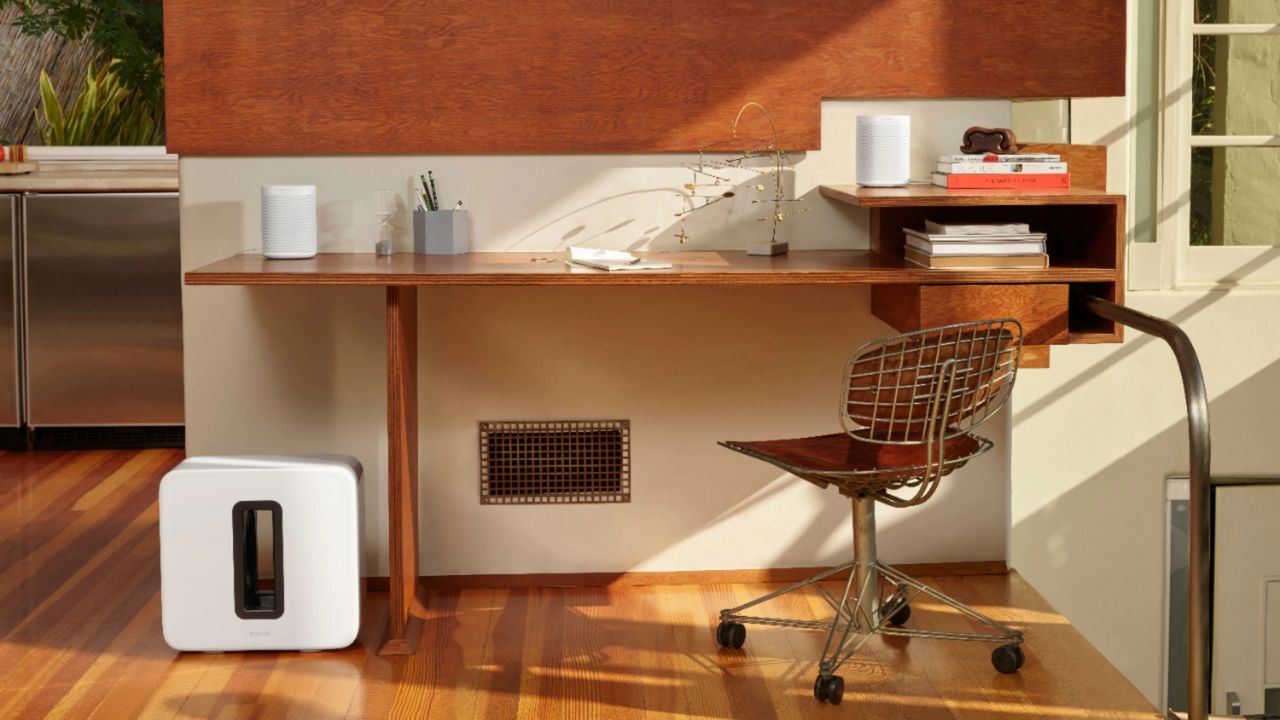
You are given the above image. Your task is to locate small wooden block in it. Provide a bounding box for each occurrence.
[746,241,789,256]
[1020,143,1108,190]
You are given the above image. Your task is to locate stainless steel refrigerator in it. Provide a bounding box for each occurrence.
[23,192,183,428]
[0,195,19,430]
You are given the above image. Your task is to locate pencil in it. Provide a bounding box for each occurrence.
[419,174,436,211]
[427,171,441,212]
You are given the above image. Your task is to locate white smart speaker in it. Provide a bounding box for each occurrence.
[856,115,912,187]
[261,184,317,259]
[159,455,363,652]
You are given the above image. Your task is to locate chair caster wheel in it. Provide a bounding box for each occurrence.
[716,620,746,649]
[813,674,845,704]
[992,644,1025,674]
[887,602,910,627]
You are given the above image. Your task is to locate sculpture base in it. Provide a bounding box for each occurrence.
[746,241,789,256]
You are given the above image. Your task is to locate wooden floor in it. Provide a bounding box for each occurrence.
[0,449,1160,719]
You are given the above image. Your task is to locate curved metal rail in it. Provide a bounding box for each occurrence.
[1083,296,1212,720]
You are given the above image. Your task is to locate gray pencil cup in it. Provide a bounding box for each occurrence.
[413,209,470,255]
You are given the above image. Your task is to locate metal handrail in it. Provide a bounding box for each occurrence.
[1083,296,1212,720]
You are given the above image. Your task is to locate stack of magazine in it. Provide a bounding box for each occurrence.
[932,152,1069,190]
[904,220,1048,270]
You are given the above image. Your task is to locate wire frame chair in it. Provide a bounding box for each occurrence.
[837,319,1022,507]
[841,319,1022,443]
[715,318,1028,704]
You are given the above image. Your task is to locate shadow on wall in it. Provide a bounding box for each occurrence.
[500,162,803,254]
[1012,356,1280,704]
[415,283,1009,576]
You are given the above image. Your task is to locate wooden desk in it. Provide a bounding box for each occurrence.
[185,186,1125,656]
[186,250,1115,287]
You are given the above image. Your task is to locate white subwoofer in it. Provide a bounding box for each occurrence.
[261,185,317,259]
[856,115,912,188]
[159,455,363,652]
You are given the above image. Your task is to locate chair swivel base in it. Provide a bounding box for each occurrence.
[715,560,1025,703]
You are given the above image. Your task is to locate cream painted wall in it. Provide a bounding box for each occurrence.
[1008,5,1280,705]
[1011,292,1280,705]
[180,99,1014,577]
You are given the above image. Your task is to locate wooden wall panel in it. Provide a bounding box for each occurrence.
[164,1,1126,155]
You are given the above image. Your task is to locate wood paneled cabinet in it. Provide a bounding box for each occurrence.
[819,183,1125,368]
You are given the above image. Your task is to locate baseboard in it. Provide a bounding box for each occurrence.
[364,560,1008,591]
[0,427,27,451]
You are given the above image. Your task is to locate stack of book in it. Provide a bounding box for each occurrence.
[904,220,1048,270]
[932,152,1069,190]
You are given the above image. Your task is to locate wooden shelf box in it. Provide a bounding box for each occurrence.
[820,182,1126,367]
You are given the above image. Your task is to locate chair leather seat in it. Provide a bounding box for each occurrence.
[721,432,985,476]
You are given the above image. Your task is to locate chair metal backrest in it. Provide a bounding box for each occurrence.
[840,319,1023,446]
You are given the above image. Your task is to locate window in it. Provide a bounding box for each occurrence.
[1160,0,1280,286]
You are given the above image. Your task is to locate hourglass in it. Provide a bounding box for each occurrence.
[374,189,395,256]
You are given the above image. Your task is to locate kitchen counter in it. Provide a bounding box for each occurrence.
[0,161,178,193]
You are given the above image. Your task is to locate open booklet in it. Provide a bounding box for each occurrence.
[565,247,673,272]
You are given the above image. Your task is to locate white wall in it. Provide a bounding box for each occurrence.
[1011,291,1280,704]
[1008,24,1280,705]
[180,99,1014,577]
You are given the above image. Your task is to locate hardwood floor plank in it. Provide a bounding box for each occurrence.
[0,450,1160,720]
[418,587,501,720]
[638,584,736,719]
[472,587,529,719]
[700,582,781,720]
[515,587,566,720]
[0,451,120,546]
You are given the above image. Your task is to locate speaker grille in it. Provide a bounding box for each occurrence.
[479,420,630,505]
[261,186,317,257]
[856,115,911,186]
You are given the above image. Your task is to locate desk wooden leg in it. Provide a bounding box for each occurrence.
[378,286,422,656]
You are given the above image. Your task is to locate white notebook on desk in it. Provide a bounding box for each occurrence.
[565,247,673,271]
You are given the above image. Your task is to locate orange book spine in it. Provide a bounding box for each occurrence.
[931,172,1071,189]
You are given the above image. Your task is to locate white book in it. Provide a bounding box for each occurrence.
[905,235,1046,256]
[923,220,1032,236]
[907,228,1043,242]
[937,153,1061,163]
[565,247,672,272]
[936,161,1068,174]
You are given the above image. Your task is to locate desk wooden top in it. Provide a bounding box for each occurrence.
[186,251,1118,287]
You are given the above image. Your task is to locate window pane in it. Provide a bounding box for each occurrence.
[1192,35,1218,135]
[1193,33,1280,135]
[1198,0,1217,24]
[1190,147,1280,246]
[1198,0,1280,24]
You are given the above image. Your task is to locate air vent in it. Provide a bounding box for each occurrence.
[479,420,630,505]
[32,425,185,450]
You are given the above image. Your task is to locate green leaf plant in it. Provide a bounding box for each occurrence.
[37,60,165,146]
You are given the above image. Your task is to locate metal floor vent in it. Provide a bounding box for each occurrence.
[479,420,630,504]
[32,425,185,451]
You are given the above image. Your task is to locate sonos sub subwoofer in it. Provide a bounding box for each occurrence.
[159,455,362,652]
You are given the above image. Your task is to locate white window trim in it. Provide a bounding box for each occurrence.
[1157,2,1280,289]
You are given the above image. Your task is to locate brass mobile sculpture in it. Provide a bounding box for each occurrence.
[674,102,807,255]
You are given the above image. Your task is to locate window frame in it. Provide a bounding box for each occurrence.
[1159,0,1280,288]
